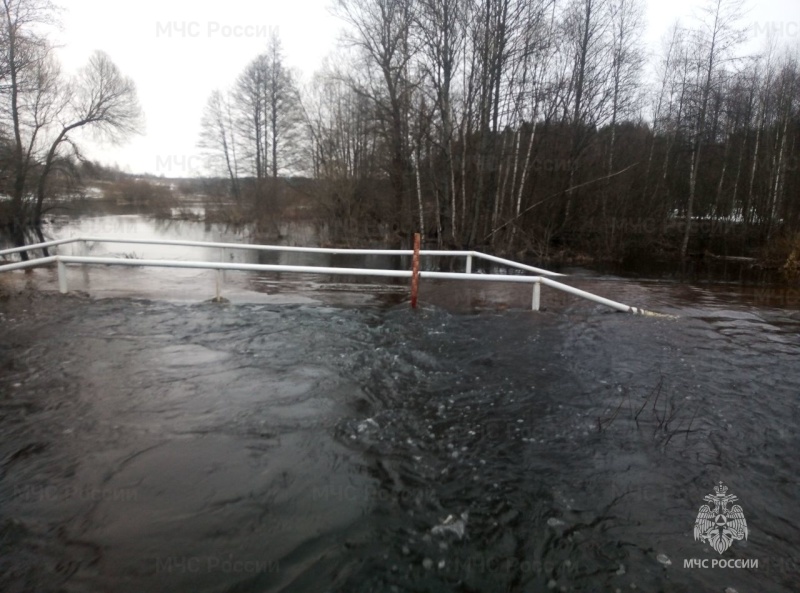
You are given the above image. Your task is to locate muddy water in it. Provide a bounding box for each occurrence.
[1,215,799,592]
[1,293,798,592]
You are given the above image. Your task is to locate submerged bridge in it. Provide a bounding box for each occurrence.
[0,235,657,314]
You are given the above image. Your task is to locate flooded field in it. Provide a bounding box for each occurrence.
[1,215,799,592]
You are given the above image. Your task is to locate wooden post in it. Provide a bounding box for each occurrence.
[411,233,421,309]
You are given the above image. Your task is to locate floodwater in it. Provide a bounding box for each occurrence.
[1,215,799,592]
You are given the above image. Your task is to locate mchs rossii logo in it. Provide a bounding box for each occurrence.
[693,481,748,554]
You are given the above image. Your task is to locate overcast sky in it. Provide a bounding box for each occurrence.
[53,0,796,177]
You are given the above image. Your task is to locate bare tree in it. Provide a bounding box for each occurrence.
[199,89,241,201]
[1,0,57,251]
[414,0,467,242]
[262,32,305,179]
[234,54,268,179]
[34,50,142,220]
[232,31,305,181]
[680,0,746,258]
[765,52,799,237]
[606,0,644,174]
[335,0,417,233]
[642,22,683,205]
[303,62,383,237]
[560,0,613,224]
[1,1,140,255]
[504,0,559,247]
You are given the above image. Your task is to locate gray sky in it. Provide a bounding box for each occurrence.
[54,0,797,177]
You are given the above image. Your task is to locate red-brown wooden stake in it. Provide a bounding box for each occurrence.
[410,233,420,308]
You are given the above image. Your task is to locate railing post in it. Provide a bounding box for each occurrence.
[57,259,68,294]
[532,280,541,311]
[466,254,473,274]
[410,233,421,308]
[215,269,223,301]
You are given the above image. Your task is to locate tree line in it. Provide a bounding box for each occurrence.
[202,0,799,265]
[2,0,796,266]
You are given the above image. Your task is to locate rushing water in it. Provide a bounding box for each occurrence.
[1,215,799,592]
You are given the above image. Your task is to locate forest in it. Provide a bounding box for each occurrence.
[2,0,799,270]
[198,0,800,268]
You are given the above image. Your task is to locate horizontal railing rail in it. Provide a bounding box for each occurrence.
[0,236,565,277]
[0,236,660,314]
[0,238,77,256]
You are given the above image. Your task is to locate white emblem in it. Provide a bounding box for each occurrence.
[694,482,748,554]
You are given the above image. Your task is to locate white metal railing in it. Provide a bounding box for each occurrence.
[0,236,657,314]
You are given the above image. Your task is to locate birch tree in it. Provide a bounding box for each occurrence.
[414,0,467,242]
[680,0,746,258]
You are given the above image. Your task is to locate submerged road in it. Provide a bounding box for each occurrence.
[0,285,798,592]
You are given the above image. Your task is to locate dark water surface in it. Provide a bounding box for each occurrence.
[1,283,798,593]
[2,214,799,592]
